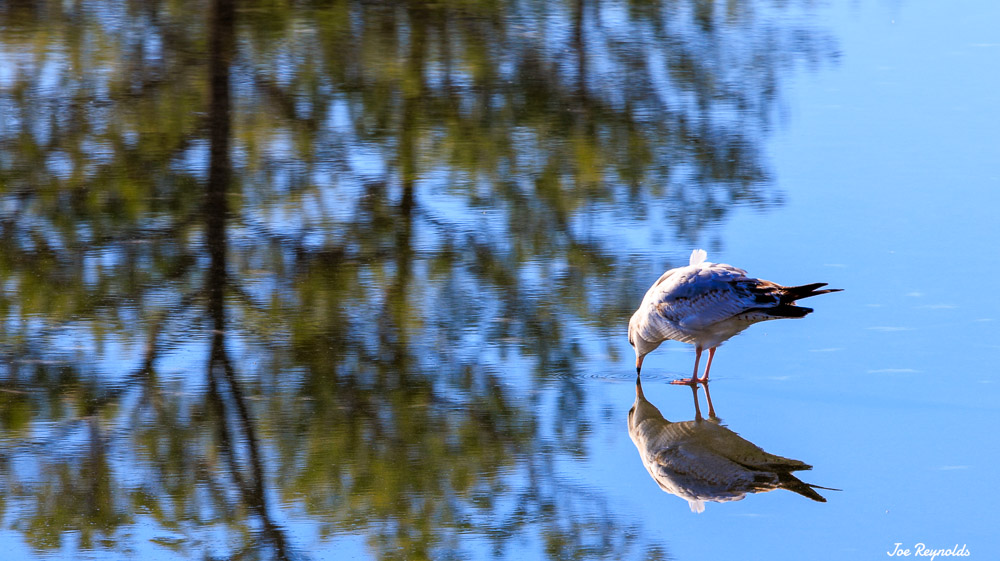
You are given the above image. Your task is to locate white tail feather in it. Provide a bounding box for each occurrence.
[689,249,708,266]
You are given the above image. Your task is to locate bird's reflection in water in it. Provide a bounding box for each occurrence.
[627,377,835,513]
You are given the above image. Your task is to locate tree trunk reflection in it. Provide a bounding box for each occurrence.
[205,0,292,557]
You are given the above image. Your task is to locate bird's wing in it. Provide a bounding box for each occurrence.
[640,263,775,333]
[647,440,770,497]
[695,422,813,472]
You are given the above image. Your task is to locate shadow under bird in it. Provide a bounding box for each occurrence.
[627,377,835,513]
[628,249,842,384]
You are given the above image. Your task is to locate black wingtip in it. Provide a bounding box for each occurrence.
[761,304,813,318]
[778,473,836,502]
[784,283,844,303]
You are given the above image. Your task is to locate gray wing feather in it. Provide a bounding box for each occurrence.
[637,263,765,336]
[648,441,769,496]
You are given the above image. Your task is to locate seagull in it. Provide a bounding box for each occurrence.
[628,249,841,385]
[628,377,834,512]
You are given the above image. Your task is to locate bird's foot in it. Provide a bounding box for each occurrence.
[669,377,704,386]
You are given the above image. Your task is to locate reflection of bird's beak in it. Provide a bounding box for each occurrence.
[635,375,645,400]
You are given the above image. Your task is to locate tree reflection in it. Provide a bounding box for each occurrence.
[0,0,834,558]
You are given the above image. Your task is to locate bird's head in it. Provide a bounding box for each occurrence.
[627,317,646,374]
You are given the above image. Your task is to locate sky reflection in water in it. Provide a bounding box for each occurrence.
[0,0,998,560]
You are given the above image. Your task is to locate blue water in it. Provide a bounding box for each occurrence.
[592,2,1000,559]
[0,0,998,559]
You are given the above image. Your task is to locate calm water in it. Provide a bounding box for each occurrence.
[0,0,998,560]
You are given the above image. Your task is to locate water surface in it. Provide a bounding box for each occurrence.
[0,0,997,559]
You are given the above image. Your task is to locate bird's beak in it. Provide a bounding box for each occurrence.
[635,354,644,376]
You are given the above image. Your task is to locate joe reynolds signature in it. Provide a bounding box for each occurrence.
[888,543,970,560]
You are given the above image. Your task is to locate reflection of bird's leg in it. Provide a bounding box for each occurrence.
[699,347,717,383]
[702,379,717,419]
[671,346,702,386]
[690,383,703,421]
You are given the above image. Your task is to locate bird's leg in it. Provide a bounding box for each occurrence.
[670,347,702,386]
[698,347,717,383]
[702,379,717,419]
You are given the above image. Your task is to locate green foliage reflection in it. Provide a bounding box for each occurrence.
[0,0,834,558]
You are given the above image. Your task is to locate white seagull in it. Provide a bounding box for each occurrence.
[628,249,841,384]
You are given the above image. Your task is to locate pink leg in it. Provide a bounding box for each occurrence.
[670,347,703,386]
[699,347,717,383]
